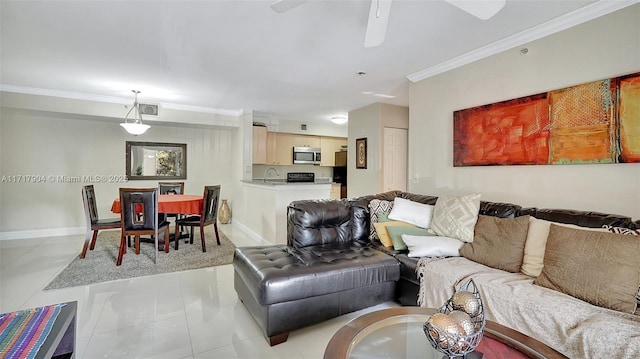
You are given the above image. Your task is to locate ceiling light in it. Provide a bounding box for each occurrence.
[373,93,396,99]
[120,90,150,135]
[331,116,348,125]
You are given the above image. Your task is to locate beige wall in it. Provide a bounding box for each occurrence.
[408,5,640,216]
[0,106,241,237]
[348,103,409,197]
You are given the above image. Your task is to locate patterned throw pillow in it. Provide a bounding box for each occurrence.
[430,193,481,243]
[368,199,394,241]
[603,225,640,235]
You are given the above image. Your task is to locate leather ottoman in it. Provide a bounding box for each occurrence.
[233,243,400,345]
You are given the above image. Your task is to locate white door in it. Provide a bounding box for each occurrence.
[383,127,408,192]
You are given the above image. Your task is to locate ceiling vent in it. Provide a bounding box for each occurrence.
[139,103,159,116]
[300,124,307,131]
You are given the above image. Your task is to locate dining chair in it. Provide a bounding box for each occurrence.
[80,185,121,259]
[158,182,185,195]
[174,185,221,252]
[117,188,170,266]
[159,181,186,237]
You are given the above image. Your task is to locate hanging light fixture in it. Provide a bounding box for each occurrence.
[120,90,150,135]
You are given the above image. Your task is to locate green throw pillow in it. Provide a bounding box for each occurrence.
[377,211,391,222]
[386,226,434,251]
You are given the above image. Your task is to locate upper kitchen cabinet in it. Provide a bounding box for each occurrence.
[274,133,294,165]
[252,126,268,164]
[292,134,320,148]
[266,131,277,165]
[320,136,348,166]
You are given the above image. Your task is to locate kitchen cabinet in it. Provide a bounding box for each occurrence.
[266,131,277,165]
[292,134,320,148]
[330,183,341,199]
[274,133,293,165]
[320,136,348,166]
[252,126,267,164]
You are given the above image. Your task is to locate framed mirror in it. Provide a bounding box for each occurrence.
[126,141,187,180]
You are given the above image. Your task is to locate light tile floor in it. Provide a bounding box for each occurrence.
[0,224,398,358]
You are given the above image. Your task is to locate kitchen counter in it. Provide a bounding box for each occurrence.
[242,180,332,190]
[237,180,332,244]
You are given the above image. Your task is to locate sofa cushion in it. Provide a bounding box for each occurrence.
[373,220,417,247]
[522,217,608,277]
[430,193,481,243]
[459,215,530,273]
[534,224,640,314]
[368,199,394,242]
[287,199,352,248]
[388,197,434,228]
[402,235,464,257]
[386,226,433,251]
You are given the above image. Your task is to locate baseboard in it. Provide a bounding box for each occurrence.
[230,221,273,245]
[0,226,86,241]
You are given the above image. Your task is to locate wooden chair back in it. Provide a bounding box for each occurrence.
[159,182,185,195]
[82,185,99,225]
[201,185,221,226]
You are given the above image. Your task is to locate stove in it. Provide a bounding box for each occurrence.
[287,172,315,183]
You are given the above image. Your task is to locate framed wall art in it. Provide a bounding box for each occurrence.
[453,71,640,167]
[356,138,367,169]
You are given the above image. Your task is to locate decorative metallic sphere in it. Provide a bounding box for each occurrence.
[448,310,475,336]
[452,291,480,317]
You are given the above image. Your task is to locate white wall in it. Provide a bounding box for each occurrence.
[348,103,409,197]
[408,5,640,216]
[0,106,241,237]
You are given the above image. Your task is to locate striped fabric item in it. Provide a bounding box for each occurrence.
[0,303,65,359]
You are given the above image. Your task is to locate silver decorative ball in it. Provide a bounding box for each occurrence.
[452,291,480,317]
[448,310,475,336]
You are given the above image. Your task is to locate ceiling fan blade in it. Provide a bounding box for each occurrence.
[445,0,506,20]
[270,0,306,13]
[364,0,393,48]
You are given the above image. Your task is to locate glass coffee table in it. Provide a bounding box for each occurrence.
[324,307,567,359]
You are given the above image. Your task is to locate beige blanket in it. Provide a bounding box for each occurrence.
[417,257,640,358]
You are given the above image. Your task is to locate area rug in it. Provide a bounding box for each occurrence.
[45,227,236,290]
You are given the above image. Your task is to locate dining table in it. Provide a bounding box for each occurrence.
[111,194,204,251]
[110,194,203,215]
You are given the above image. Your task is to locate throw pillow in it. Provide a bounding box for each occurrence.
[430,193,481,243]
[402,235,464,257]
[603,225,640,235]
[534,224,640,314]
[368,199,393,242]
[387,197,434,229]
[459,215,530,273]
[386,226,433,251]
[521,217,609,277]
[373,221,417,247]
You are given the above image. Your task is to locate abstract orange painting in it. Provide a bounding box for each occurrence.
[454,94,550,166]
[618,73,640,162]
[453,72,640,166]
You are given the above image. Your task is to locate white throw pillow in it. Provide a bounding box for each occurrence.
[521,217,609,277]
[402,235,464,258]
[388,197,434,229]
[429,193,481,243]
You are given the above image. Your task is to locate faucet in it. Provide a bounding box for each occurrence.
[263,167,280,183]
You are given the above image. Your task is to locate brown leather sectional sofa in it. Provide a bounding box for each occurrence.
[233,190,639,346]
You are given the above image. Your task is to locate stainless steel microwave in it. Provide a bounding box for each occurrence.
[293,147,321,165]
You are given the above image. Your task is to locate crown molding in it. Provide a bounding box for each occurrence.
[407,0,640,83]
[0,84,243,117]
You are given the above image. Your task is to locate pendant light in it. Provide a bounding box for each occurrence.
[120,90,150,135]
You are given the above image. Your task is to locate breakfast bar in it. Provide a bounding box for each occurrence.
[239,180,332,244]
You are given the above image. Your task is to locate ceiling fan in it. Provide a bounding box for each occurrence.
[271,0,506,47]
